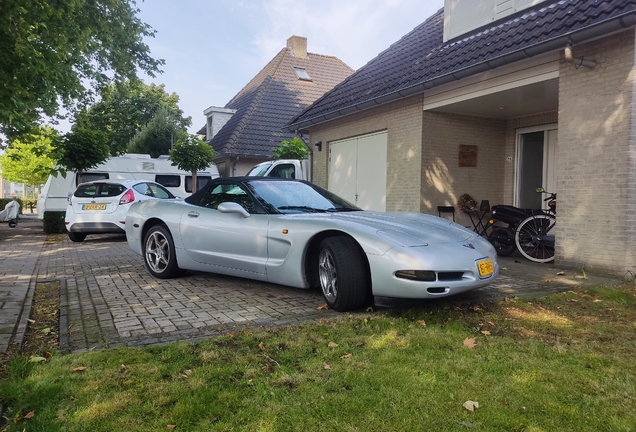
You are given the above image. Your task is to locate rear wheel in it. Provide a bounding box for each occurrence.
[488,227,516,256]
[515,214,556,263]
[68,232,87,242]
[318,236,369,312]
[143,225,181,278]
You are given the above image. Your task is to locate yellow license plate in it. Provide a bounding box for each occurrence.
[82,204,107,210]
[478,259,494,277]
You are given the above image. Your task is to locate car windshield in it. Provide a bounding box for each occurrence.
[247,180,361,214]
[246,163,272,177]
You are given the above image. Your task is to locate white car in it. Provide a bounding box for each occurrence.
[65,179,176,242]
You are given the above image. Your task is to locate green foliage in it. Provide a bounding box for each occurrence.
[127,109,188,158]
[54,128,110,182]
[0,127,58,187]
[169,135,215,193]
[76,81,191,156]
[0,0,163,141]
[2,284,636,431]
[271,137,309,160]
[42,211,66,234]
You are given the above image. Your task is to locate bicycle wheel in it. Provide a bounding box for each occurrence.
[514,214,556,263]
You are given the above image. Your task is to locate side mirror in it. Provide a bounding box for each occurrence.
[535,187,545,193]
[218,202,250,218]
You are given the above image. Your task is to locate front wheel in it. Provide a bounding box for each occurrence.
[143,225,181,279]
[318,236,369,312]
[515,214,556,263]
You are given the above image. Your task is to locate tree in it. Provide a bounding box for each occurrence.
[55,128,111,184]
[0,127,58,188]
[0,0,163,141]
[271,137,309,160]
[169,135,216,193]
[127,108,188,158]
[76,81,191,156]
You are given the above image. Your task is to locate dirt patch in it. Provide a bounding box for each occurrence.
[0,281,60,379]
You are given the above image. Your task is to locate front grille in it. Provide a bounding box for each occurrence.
[437,272,464,281]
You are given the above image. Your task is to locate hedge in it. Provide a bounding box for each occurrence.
[43,211,66,234]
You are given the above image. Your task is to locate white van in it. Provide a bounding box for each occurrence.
[37,154,219,219]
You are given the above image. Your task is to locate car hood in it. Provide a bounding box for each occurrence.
[306,211,475,246]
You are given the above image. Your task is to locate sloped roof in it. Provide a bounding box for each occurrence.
[207,46,353,157]
[288,0,636,131]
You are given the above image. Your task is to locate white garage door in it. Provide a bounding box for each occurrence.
[328,131,387,211]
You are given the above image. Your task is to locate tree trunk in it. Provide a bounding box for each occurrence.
[191,170,198,193]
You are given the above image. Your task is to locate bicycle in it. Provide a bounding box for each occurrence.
[487,188,557,263]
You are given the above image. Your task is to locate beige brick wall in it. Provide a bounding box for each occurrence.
[557,29,636,275]
[309,96,424,212]
[422,112,506,226]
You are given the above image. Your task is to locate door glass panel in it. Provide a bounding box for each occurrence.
[518,131,544,209]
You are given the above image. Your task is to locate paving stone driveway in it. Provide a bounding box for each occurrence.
[3,216,620,355]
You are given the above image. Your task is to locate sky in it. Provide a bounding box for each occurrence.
[136,0,445,133]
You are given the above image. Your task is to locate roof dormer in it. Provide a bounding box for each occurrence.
[443,0,549,42]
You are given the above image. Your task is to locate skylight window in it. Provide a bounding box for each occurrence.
[294,68,312,81]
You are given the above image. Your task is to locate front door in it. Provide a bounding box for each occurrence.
[515,125,557,209]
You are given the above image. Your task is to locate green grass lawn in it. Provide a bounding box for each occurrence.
[1,284,635,431]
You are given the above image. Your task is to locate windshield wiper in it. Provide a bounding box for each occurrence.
[277,205,324,213]
[325,207,362,212]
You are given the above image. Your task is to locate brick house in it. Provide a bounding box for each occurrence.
[287,0,636,276]
[198,36,353,177]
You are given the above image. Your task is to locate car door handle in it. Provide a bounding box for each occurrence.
[187,211,199,218]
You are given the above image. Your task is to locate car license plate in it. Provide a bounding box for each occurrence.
[82,204,107,211]
[478,259,494,277]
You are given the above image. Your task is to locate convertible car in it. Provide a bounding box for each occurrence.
[125,177,499,312]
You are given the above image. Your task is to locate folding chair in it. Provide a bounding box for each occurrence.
[437,205,456,222]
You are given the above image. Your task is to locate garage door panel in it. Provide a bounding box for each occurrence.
[329,132,387,212]
[356,133,387,211]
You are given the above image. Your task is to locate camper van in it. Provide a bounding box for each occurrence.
[37,154,220,219]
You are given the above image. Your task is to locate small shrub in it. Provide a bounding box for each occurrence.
[43,211,66,234]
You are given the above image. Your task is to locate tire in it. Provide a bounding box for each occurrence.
[488,227,516,256]
[143,225,181,279]
[68,232,87,242]
[8,220,17,228]
[318,236,369,312]
[514,214,556,263]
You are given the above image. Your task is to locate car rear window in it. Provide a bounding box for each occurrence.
[74,183,126,198]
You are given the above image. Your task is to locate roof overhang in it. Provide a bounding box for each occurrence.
[286,10,636,132]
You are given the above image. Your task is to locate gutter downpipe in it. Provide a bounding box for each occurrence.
[232,156,240,177]
[564,44,596,68]
[287,12,636,132]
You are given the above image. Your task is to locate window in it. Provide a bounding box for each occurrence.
[269,164,296,179]
[74,183,125,198]
[77,173,108,185]
[294,68,312,81]
[155,175,181,188]
[199,182,255,213]
[185,175,212,193]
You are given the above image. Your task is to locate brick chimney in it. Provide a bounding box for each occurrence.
[287,35,307,59]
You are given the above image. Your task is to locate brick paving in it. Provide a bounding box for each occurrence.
[1,216,623,354]
[0,215,45,353]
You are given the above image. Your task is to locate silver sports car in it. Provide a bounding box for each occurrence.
[125,177,499,312]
